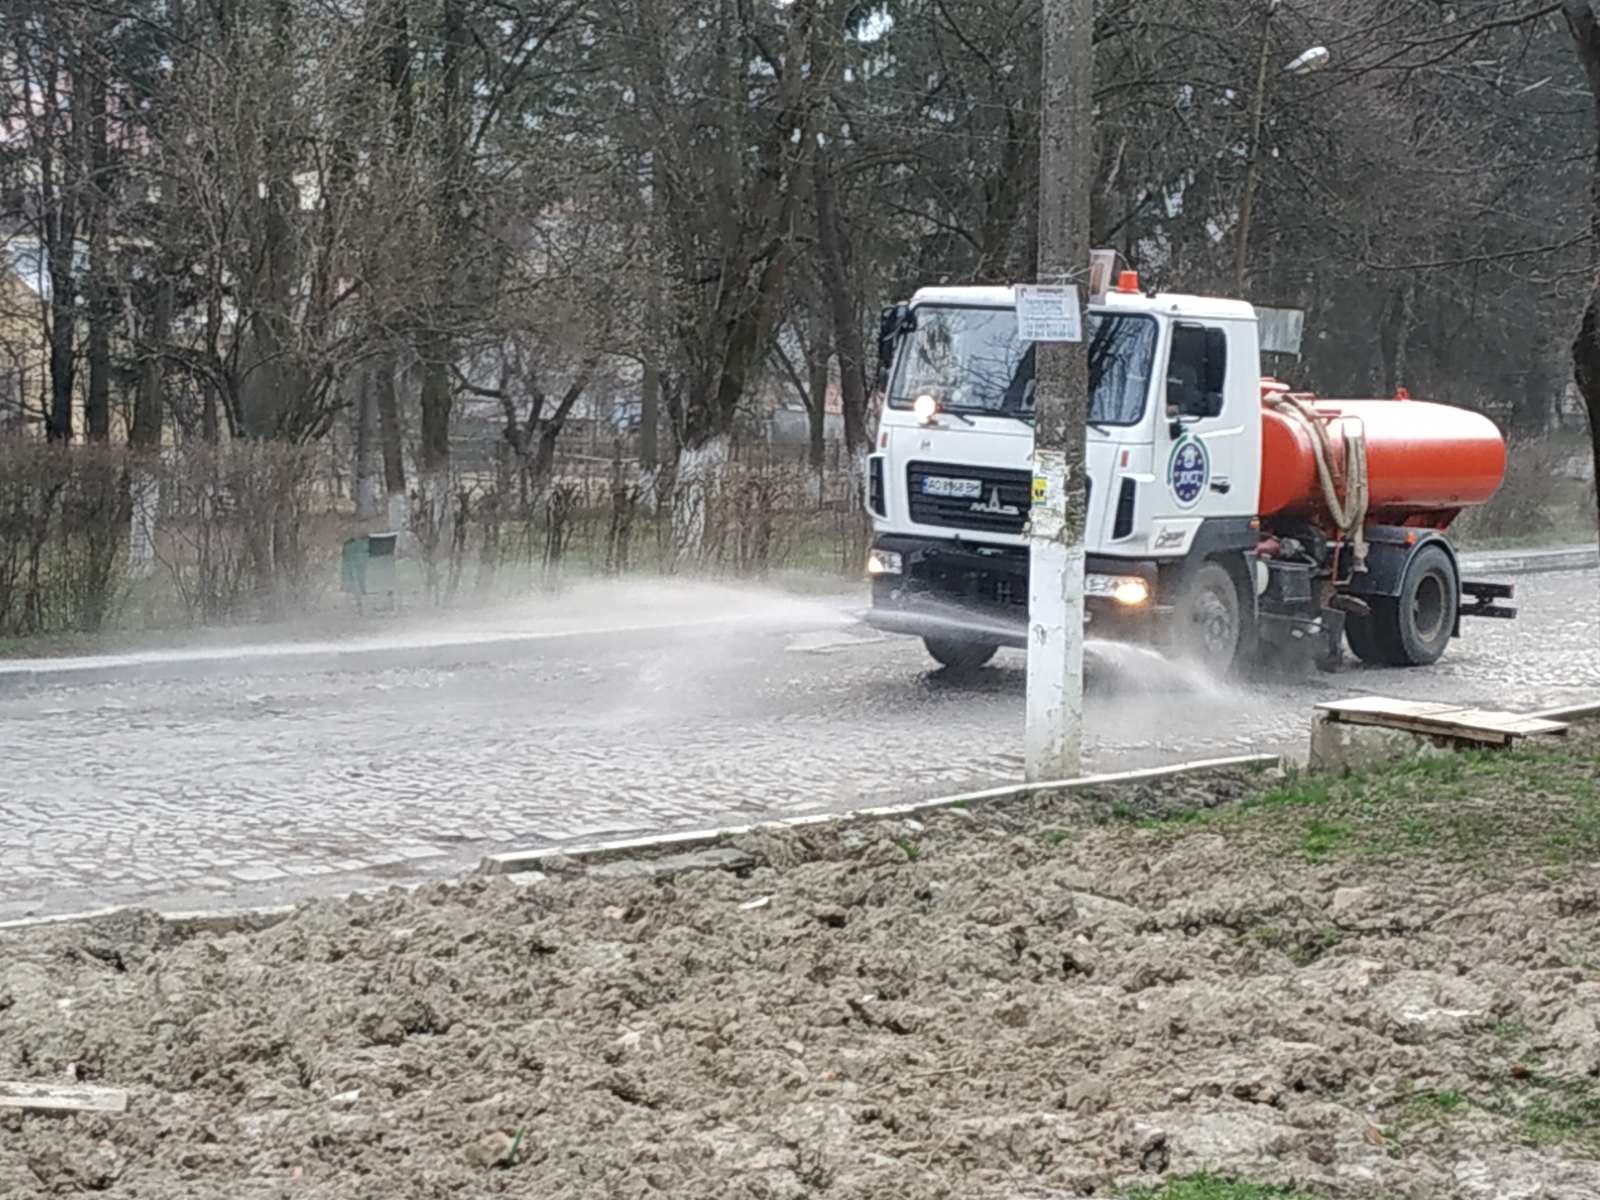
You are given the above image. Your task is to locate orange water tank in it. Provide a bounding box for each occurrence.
[1258,385,1506,527]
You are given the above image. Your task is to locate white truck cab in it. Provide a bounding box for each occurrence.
[864,279,1268,668]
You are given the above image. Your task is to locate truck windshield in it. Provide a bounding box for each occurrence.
[888,306,1157,426]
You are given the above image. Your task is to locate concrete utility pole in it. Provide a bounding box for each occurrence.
[1025,0,1093,781]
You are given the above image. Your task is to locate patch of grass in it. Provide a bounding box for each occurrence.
[1247,776,1331,810]
[1245,924,1342,966]
[1493,1019,1530,1042]
[1121,1174,1323,1200]
[896,838,921,862]
[1290,926,1343,966]
[1300,819,1353,861]
[1407,1089,1469,1118]
[1039,828,1072,846]
[1175,732,1600,869]
[1488,1074,1600,1148]
[1136,807,1213,832]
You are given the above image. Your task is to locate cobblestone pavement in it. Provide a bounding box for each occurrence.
[0,570,1595,920]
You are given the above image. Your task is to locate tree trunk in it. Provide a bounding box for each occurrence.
[134,260,172,450]
[371,352,406,528]
[132,0,185,451]
[85,66,112,443]
[640,361,660,469]
[1570,300,1600,538]
[417,345,452,525]
[671,434,731,568]
[806,350,828,473]
[411,0,468,517]
[1380,279,1415,398]
[813,149,871,507]
[85,276,112,443]
[354,368,382,519]
[201,380,219,446]
[1563,0,1600,538]
[39,43,80,444]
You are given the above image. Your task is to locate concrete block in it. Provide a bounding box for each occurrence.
[1308,710,1454,775]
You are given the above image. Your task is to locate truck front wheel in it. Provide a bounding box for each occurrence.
[1168,561,1245,673]
[923,637,999,673]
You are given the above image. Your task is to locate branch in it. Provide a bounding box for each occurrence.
[769,336,813,408]
[1362,233,1593,271]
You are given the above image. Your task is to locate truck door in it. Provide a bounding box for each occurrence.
[1151,321,1253,550]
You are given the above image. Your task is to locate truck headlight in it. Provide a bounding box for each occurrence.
[1086,573,1151,606]
[867,548,903,576]
[1112,578,1151,607]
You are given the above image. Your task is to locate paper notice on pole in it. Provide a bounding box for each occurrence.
[1014,284,1083,344]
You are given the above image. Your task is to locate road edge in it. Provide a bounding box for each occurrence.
[0,752,1281,936]
[1458,544,1598,576]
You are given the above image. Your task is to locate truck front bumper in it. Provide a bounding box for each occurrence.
[863,534,1163,647]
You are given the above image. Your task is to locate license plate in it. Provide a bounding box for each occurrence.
[921,476,983,498]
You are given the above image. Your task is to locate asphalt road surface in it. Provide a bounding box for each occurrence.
[1,568,1595,920]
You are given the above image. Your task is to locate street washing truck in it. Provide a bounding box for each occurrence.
[861,267,1517,673]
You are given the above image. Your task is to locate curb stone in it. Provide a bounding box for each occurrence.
[0,753,1280,937]
[476,753,1282,877]
[1458,545,1597,576]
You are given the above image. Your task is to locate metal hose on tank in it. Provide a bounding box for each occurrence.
[1268,393,1369,572]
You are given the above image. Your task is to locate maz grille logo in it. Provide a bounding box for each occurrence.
[969,487,1020,517]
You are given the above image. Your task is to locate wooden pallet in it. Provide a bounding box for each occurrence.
[1314,697,1569,747]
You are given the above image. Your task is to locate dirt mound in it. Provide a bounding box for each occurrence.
[3,748,1599,1199]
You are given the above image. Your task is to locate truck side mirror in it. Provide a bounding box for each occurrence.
[876,303,912,391]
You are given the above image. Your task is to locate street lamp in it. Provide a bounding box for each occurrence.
[1233,3,1330,295]
[1285,46,1330,76]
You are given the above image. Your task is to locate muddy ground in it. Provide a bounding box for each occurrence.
[4,731,1600,1200]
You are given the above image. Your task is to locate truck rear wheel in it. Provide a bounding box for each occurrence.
[1392,544,1458,666]
[923,637,999,673]
[1346,544,1458,667]
[1168,561,1245,674]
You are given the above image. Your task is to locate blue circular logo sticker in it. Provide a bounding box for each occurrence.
[1168,436,1209,509]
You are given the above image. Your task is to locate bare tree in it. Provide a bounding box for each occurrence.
[1563,0,1600,536]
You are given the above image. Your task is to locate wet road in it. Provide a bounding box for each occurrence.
[1,569,1595,919]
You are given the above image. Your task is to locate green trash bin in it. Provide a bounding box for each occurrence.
[341,532,399,612]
